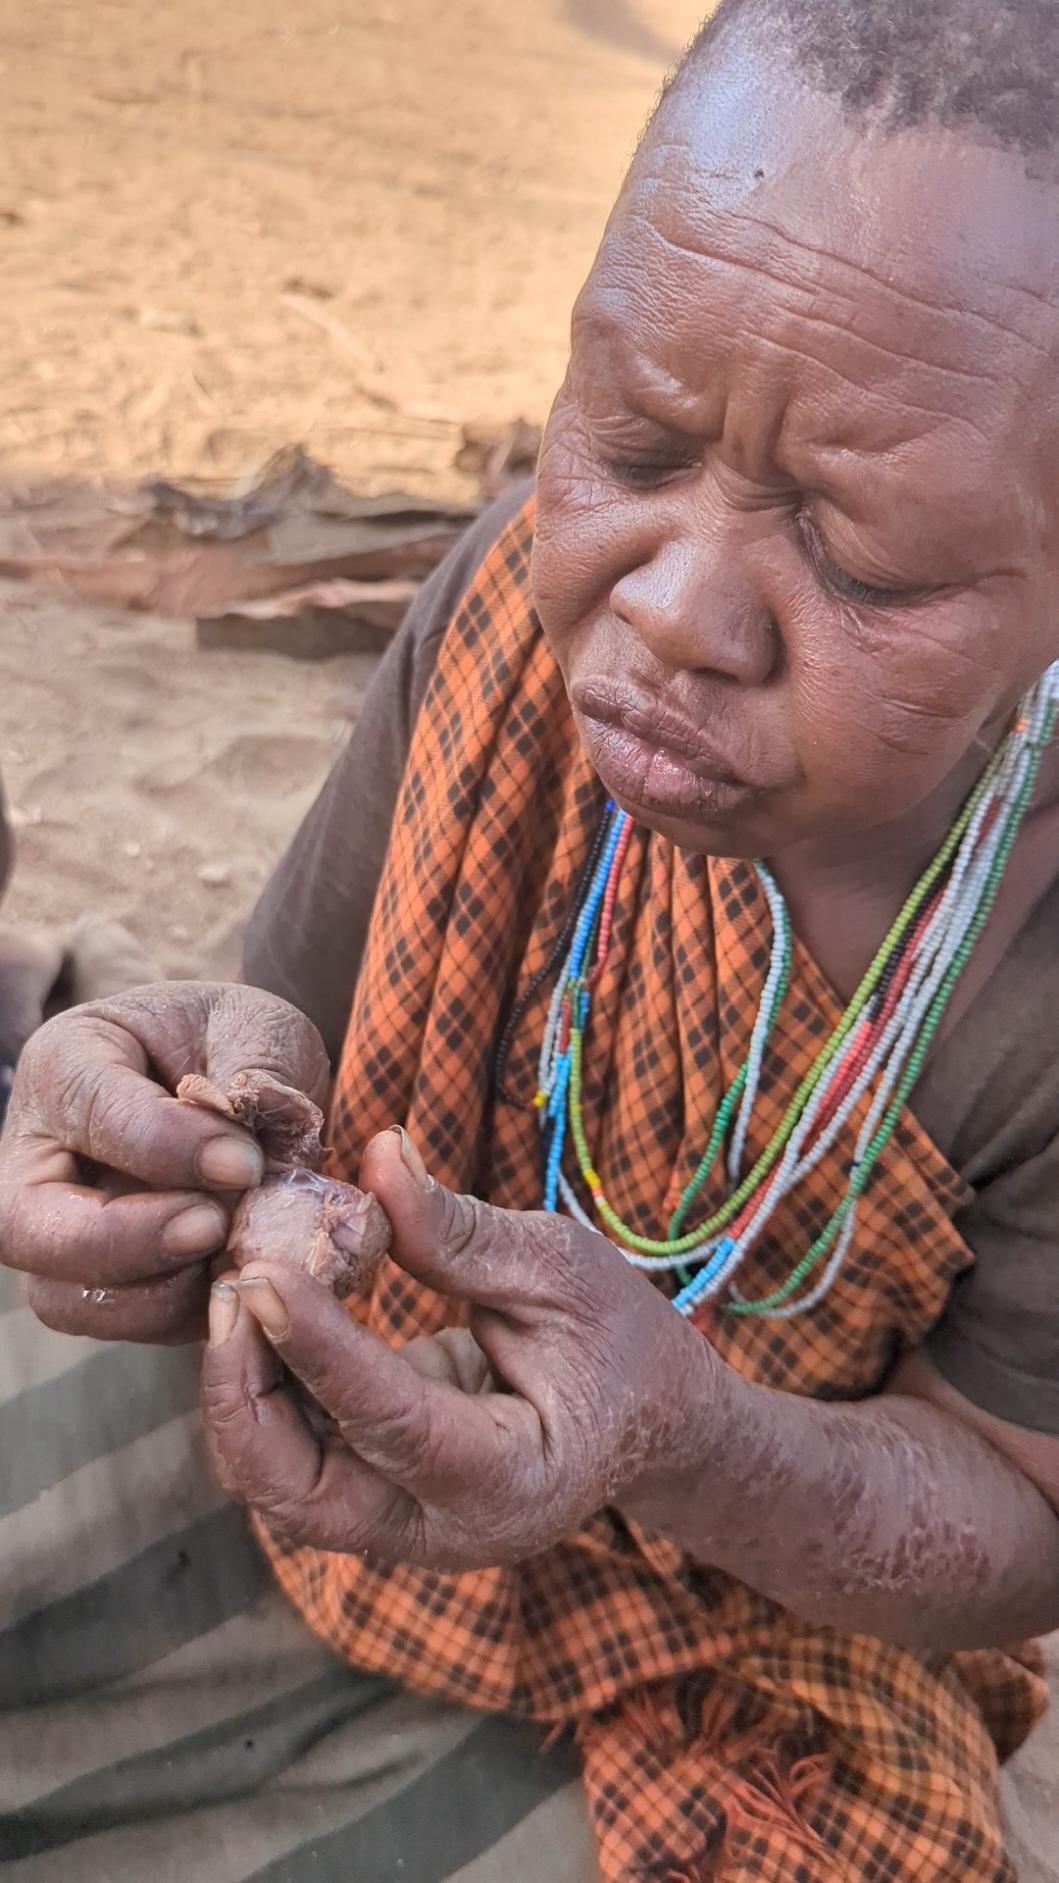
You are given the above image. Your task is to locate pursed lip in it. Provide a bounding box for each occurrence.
[572,681,754,788]
[571,681,762,822]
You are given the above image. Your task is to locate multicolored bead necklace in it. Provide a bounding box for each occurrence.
[527,665,1059,1320]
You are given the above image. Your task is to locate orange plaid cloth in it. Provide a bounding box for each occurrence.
[261,499,1045,1881]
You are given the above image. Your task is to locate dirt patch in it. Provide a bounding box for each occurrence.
[0,0,697,965]
[0,0,698,497]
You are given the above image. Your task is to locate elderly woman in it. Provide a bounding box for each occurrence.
[5,2,1059,1877]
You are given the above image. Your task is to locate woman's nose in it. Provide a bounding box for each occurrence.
[609,538,777,686]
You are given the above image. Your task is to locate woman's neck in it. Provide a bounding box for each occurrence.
[768,731,1030,1007]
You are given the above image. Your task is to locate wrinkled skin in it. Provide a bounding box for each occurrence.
[533,46,1059,994]
[203,1133,1059,1650]
[203,1129,713,1569]
[0,984,330,1343]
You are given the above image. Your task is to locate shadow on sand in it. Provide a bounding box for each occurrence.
[564,0,684,65]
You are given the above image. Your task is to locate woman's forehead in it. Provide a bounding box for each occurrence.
[583,64,1059,410]
[633,46,1059,286]
[571,77,1059,530]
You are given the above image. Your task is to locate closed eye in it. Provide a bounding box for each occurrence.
[588,421,699,494]
[828,565,916,609]
[798,511,930,610]
[599,455,698,493]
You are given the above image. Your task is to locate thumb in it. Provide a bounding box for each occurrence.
[359,1128,572,1313]
[201,988,330,1109]
[86,983,331,1111]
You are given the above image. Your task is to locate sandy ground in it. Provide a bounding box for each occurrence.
[0,0,699,970]
[1,2,1057,1867]
[0,0,694,496]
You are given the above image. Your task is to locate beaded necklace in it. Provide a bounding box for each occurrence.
[516,665,1059,1320]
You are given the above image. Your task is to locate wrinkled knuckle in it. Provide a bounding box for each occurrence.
[546,1212,584,1270]
[56,1055,113,1158]
[519,1210,596,1308]
[88,1081,151,1168]
[200,1375,247,1442]
[251,1483,308,1536]
[212,988,329,1098]
[557,1219,613,1304]
[25,1280,81,1335]
[559,1262,604,1323]
[553,1210,597,1262]
[5,1037,66,1141]
[352,1488,428,1567]
[439,1189,484,1260]
[353,1396,438,1477]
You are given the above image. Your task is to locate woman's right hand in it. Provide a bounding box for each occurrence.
[0,982,330,1344]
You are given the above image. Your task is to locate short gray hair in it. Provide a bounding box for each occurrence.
[677,0,1057,173]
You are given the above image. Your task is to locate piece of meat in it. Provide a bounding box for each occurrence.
[177,1068,324,1168]
[178,1067,390,1298]
[227,1169,391,1300]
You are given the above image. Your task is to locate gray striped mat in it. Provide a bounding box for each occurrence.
[0,1296,596,1880]
[3,1264,1056,1880]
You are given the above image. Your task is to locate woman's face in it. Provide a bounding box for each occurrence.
[534,53,1059,860]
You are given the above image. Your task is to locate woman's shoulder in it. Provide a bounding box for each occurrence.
[403,479,536,717]
[242,481,535,1062]
[923,851,1059,1434]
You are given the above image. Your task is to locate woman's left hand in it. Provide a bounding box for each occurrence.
[201,1126,714,1568]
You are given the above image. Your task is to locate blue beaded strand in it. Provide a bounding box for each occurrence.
[541,805,629,1211]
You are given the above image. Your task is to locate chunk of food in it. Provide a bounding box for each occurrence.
[177,1068,324,1168]
[178,1067,390,1297]
[227,1169,391,1300]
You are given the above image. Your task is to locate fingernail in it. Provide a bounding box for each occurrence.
[198,1136,265,1190]
[387,1124,433,1190]
[235,1277,290,1341]
[164,1202,227,1258]
[209,1281,239,1347]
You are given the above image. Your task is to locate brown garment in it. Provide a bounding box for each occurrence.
[244,484,1059,1437]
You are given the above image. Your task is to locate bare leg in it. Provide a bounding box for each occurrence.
[0,926,65,1064]
[64,912,164,1006]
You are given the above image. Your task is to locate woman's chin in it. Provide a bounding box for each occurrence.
[602,782,776,861]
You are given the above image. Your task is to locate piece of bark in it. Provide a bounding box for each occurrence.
[0,450,477,622]
[196,577,416,659]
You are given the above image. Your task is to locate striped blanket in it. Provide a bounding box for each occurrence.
[0,1254,598,1880]
[3,1250,1058,1878]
